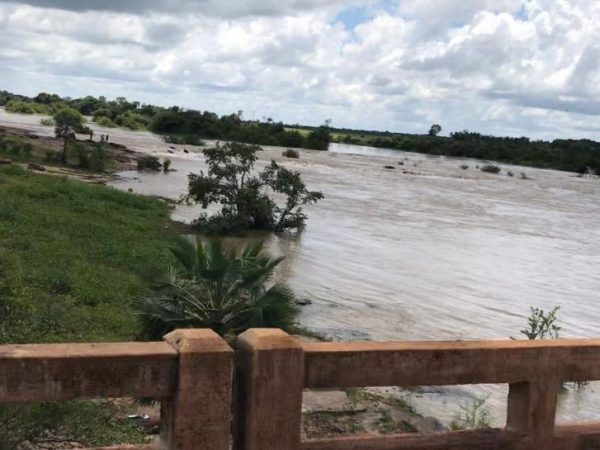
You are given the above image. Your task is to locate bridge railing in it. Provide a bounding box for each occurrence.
[0,329,233,450]
[4,328,600,450]
[234,329,600,450]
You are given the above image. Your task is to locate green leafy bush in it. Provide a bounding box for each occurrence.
[480,164,501,174]
[95,116,117,128]
[5,100,52,115]
[282,148,300,158]
[165,134,205,146]
[187,142,323,233]
[137,155,162,171]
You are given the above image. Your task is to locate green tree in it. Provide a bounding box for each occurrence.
[261,161,324,232]
[54,107,83,163]
[429,124,442,136]
[135,237,298,339]
[186,142,323,233]
[306,119,332,150]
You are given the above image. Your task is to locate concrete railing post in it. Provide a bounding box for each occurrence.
[161,329,234,450]
[506,380,559,450]
[234,329,304,450]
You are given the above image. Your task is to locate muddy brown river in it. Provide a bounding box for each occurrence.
[2,108,600,426]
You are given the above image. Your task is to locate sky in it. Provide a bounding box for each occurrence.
[1,0,599,139]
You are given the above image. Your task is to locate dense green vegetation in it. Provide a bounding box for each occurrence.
[137,238,298,340]
[0,400,148,450]
[329,128,600,174]
[0,163,311,445]
[0,166,178,344]
[0,130,111,172]
[186,142,323,233]
[136,154,163,171]
[0,165,182,445]
[0,90,331,150]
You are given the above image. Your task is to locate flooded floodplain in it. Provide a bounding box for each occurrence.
[3,108,600,425]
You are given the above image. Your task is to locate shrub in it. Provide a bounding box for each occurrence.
[480,164,501,174]
[450,396,492,431]
[5,100,52,115]
[305,120,331,150]
[460,164,469,170]
[149,111,185,133]
[518,306,560,340]
[73,142,90,169]
[116,112,147,130]
[91,108,113,120]
[95,116,117,128]
[137,155,162,171]
[164,135,205,146]
[89,144,107,172]
[162,158,171,172]
[186,142,323,233]
[282,149,300,158]
[135,238,299,340]
[40,118,55,126]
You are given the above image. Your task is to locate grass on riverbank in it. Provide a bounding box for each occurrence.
[0,165,180,447]
[0,128,128,173]
[0,165,178,343]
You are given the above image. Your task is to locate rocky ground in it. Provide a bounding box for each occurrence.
[301,387,444,440]
[0,125,139,182]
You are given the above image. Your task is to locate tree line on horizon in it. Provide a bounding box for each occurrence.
[337,129,600,175]
[2,89,600,174]
[0,90,331,151]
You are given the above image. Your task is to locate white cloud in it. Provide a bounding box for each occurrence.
[1,0,600,139]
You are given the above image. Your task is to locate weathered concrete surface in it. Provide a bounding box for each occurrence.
[0,342,178,402]
[301,429,525,450]
[235,329,304,450]
[161,329,233,450]
[302,339,600,388]
[303,390,368,413]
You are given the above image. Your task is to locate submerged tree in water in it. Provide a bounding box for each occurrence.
[186,142,323,233]
[261,161,324,231]
[135,237,298,340]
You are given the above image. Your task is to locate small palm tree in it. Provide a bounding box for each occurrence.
[136,237,298,340]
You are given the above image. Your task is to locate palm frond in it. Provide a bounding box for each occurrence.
[137,237,299,339]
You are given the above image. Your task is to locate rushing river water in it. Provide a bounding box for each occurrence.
[2,108,600,426]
